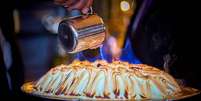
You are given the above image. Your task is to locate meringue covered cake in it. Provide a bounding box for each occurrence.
[22,60,184,100]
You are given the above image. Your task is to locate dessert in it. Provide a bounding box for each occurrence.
[25,60,183,100]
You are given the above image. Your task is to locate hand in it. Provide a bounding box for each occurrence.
[55,0,93,14]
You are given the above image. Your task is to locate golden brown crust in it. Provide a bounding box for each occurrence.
[23,60,184,100]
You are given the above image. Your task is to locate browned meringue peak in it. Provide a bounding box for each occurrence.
[34,60,182,100]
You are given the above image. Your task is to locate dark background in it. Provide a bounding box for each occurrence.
[0,0,200,100]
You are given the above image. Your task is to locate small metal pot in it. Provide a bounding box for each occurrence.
[58,10,106,53]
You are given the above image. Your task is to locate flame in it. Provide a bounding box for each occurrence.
[120,38,141,64]
[75,36,141,64]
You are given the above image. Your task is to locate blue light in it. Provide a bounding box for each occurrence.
[75,38,141,64]
[120,38,141,64]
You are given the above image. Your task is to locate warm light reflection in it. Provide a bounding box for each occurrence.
[120,1,130,12]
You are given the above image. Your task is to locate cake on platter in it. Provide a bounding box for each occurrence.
[21,60,200,100]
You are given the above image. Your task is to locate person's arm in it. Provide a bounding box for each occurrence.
[55,0,93,14]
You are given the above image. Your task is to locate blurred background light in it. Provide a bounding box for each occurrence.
[120,1,130,12]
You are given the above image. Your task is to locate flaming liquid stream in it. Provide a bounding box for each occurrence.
[75,38,141,64]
